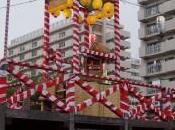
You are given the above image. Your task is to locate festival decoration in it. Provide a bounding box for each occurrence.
[2,0,175,122]
[48,0,114,21]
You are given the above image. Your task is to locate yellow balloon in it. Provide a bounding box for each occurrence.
[63,9,72,19]
[95,10,104,19]
[66,0,73,8]
[103,2,114,18]
[87,15,96,25]
[92,0,103,10]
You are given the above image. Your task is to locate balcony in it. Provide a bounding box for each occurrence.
[121,41,130,50]
[162,59,175,73]
[159,0,175,14]
[141,59,175,77]
[121,51,130,60]
[120,71,131,79]
[105,30,130,41]
[138,0,149,4]
[138,0,175,22]
[120,30,130,40]
[121,60,131,70]
[140,38,175,58]
[139,18,175,40]
[138,6,159,22]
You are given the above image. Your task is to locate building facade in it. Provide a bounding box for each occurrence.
[138,0,175,95]
[8,19,133,79]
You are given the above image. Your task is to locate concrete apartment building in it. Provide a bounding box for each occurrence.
[129,58,142,82]
[8,19,134,80]
[138,0,175,95]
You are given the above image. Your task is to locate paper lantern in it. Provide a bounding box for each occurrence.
[79,0,92,7]
[52,10,60,17]
[87,15,96,25]
[63,8,72,19]
[59,4,66,11]
[103,2,114,18]
[66,0,73,8]
[92,0,103,10]
[95,10,104,19]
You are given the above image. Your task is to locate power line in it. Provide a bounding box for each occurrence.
[0,0,39,10]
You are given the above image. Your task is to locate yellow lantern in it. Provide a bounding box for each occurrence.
[87,15,96,25]
[103,2,114,18]
[66,0,73,8]
[59,4,66,11]
[52,10,60,17]
[95,10,104,19]
[92,0,103,10]
[63,9,72,19]
[79,0,92,7]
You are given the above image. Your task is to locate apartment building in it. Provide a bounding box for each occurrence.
[8,19,132,79]
[129,58,142,82]
[138,0,175,95]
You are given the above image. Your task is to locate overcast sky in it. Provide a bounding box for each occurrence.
[0,0,139,59]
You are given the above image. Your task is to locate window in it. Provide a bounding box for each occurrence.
[59,32,65,38]
[145,5,159,17]
[31,50,37,57]
[32,42,37,48]
[147,88,160,95]
[131,64,138,69]
[20,45,25,52]
[20,54,25,60]
[146,23,159,35]
[59,42,65,48]
[9,50,13,56]
[147,60,162,73]
[146,42,161,54]
[62,52,65,57]
[131,72,139,76]
[31,59,36,64]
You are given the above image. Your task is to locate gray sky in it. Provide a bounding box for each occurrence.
[0,0,139,59]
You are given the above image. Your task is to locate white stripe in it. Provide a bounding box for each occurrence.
[49,95,57,102]
[84,99,93,106]
[66,96,75,103]
[26,79,33,85]
[57,101,64,107]
[0,94,6,98]
[20,75,26,80]
[66,87,75,94]
[0,84,8,89]
[105,101,112,106]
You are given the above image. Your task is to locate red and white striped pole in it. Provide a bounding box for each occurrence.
[83,10,90,50]
[42,0,50,81]
[66,79,75,110]
[4,0,11,59]
[0,77,8,103]
[114,0,120,78]
[72,1,80,74]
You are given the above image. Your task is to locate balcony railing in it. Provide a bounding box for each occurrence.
[147,63,162,74]
[146,25,160,35]
[146,43,161,55]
